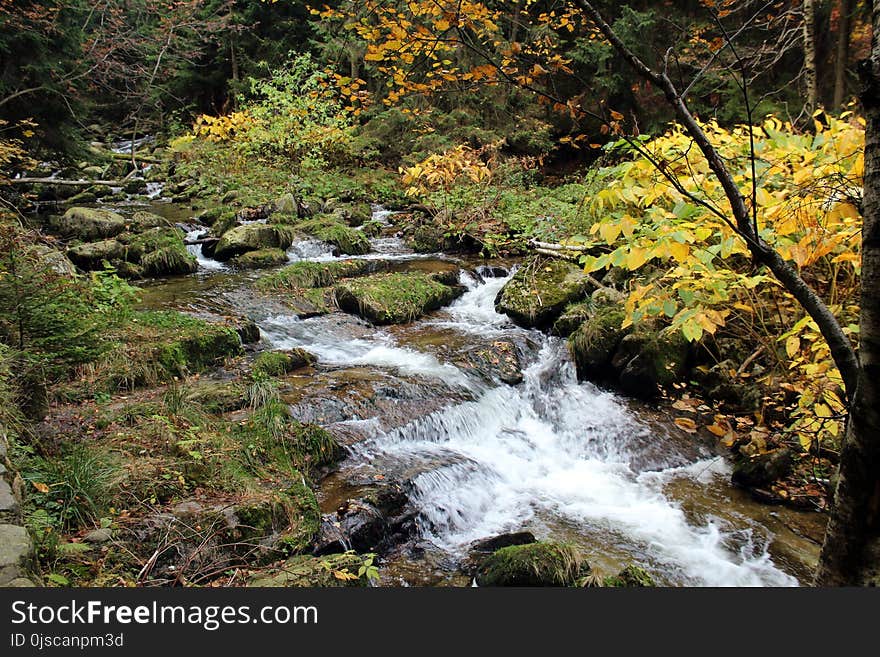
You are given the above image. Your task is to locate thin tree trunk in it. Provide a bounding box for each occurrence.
[576,0,859,403]
[804,0,819,116]
[834,0,854,108]
[815,0,880,586]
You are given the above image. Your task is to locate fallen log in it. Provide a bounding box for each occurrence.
[3,177,127,186]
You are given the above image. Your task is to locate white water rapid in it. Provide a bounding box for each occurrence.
[260,255,798,587]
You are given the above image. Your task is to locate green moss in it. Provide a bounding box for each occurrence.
[209,210,238,238]
[603,564,656,587]
[231,248,288,269]
[495,257,592,328]
[257,259,383,290]
[295,216,371,255]
[252,349,315,376]
[335,272,461,324]
[141,246,198,276]
[552,301,594,337]
[476,541,588,587]
[275,476,321,555]
[185,381,247,415]
[567,303,628,381]
[135,311,243,374]
[290,421,341,469]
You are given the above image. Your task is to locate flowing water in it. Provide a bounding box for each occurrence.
[137,203,825,587]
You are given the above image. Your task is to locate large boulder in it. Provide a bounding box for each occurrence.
[495,257,592,329]
[567,302,629,382]
[294,216,371,256]
[213,224,294,260]
[56,207,126,241]
[732,448,795,489]
[612,328,690,399]
[335,272,463,324]
[475,541,589,587]
[27,245,76,276]
[67,239,125,270]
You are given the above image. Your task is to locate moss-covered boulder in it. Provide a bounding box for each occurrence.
[568,303,629,382]
[123,227,197,276]
[67,239,126,269]
[141,245,198,276]
[295,216,371,256]
[258,259,385,290]
[129,210,173,231]
[275,478,321,555]
[611,328,690,399]
[476,541,589,587]
[185,380,247,414]
[252,349,316,376]
[247,553,367,587]
[331,202,372,227]
[732,448,795,489]
[231,248,288,269]
[335,272,462,324]
[214,224,295,260]
[552,301,594,337]
[603,564,656,587]
[135,311,243,374]
[495,257,592,329]
[56,207,127,241]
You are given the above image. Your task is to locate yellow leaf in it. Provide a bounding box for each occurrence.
[625,246,649,270]
[33,482,50,493]
[674,417,698,433]
[706,423,728,437]
[668,241,689,263]
[785,336,801,358]
[598,222,621,243]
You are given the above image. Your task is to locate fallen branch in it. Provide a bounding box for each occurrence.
[3,177,128,186]
[109,151,163,165]
[530,238,593,253]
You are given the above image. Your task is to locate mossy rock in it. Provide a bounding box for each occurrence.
[552,301,594,337]
[65,191,98,204]
[57,207,127,241]
[257,259,385,290]
[122,226,188,260]
[603,564,656,587]
[27,245,77,276]
[612,327,690,399]
[360,220,384,238]
[67,239,126,270]
[129,211,173,231]
[476,541,589,587]
[228,496,291,542]
[214,224,295,260]
[231,248,288,269]
[247,553,367,587]
[335,272,462,324]
[275,477,321,555]
[185,380,247,414]
[252,349,316,376]
[141,245,198,276]
[331,202,372,227]
[208,210,238,238]
[732,448,795,489]
[134,311,243,374]
[495,257,593,329]
[295,216,371,256]
[290,421,342,469]
[568,303,629,382]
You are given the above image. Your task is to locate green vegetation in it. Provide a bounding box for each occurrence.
[476,542,588,587]
[335,272,461,324]
[258,259,382,290]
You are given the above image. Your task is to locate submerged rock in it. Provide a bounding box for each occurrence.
[456,339,523,385]
[335,272,463,325]
[495,257,592,329]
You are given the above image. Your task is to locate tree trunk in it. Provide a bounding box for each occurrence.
[815,0,880,586]
[804,0,819,116]
[834,0,854,109]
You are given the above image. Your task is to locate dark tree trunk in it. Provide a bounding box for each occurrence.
[834,0,855,108]
[815,0,880,586]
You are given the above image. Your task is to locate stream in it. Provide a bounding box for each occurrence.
[136,201,826,587]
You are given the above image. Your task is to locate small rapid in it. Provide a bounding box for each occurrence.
[329,269,796,585]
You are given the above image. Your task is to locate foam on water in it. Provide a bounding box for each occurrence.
[185,228,227,271]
